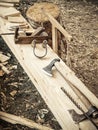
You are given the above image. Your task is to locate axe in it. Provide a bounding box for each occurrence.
[42,59,98,124]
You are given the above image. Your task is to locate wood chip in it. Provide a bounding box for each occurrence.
[0,70,4,76]
[1,92,7,104]
[0,63,10,74]
[0,52,10,62]
[9,65,17,70]
[10,90,17,97]
[8,82,19,87]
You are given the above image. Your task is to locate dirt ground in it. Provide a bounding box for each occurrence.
[0,0,98,130]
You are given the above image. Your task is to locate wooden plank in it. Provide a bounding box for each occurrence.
[0,10,98,130]
[0,111,53,130]
[0,0,19,3]
[8,16,25,23]
[0,2,14,7]
[0,7,20,18]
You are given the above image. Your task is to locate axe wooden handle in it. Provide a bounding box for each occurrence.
[55,62,92,109]
[68,81,92,109]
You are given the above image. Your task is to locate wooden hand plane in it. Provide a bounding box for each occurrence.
[14,27,49,44]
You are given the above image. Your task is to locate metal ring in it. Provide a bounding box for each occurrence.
[32,40,47,58]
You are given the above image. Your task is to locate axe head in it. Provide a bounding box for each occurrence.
[42,58,60,76]
[69,109,86,123]
[69,106,98,123]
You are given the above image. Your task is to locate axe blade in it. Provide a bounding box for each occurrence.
[42,65,53,77]
[42,58,60,76]
[68,109,86,123]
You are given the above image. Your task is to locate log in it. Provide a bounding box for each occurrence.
[26,2,60,23]
[0,111,53,130]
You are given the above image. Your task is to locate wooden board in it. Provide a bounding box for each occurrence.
[0,0,19,3]
[8,16,25,23]
[0,7,98,130]
[0,2,14,7]
[0,7,20,18]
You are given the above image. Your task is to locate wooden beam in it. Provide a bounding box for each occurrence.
[0,0,19,3]
[0,2,14,7]
[52,25,58,53]
[0,111,53,130]
[0,70,4,76]
[43,11,72,42]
